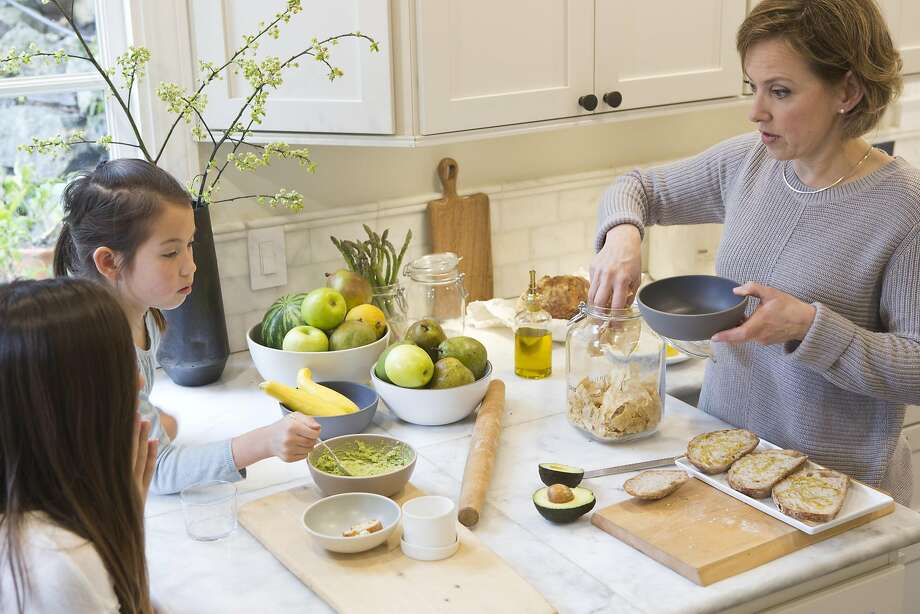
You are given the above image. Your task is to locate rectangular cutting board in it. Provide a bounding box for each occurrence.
[240,483,555,613]
[591,478,894,586]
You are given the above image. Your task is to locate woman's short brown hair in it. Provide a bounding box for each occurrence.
[737,0,902,138]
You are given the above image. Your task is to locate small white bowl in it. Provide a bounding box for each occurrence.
[248,324,390,385]
[399,535,460,561]
[301,492,401,554]
[370,362,493,426]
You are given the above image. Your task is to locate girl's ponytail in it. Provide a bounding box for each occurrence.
[52,222,75,277]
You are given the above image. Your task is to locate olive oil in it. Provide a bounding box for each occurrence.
[515,326,552,378]
[514,270,552,379]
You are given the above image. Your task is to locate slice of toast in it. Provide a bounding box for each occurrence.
[686,429,760,474]
[342,519,383,537]
[624,470,689,500]
[772,469,849,523]
[727,449,808,498]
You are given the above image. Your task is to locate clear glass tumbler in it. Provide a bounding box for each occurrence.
[180,480,238,541]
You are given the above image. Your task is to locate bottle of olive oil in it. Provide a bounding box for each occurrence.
[514,270,552,379]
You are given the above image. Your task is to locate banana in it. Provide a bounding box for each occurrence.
[259,380,352,417]
[295,368,359,414]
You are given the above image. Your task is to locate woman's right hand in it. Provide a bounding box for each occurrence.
[588,224,643,309]
[133,413,158,503]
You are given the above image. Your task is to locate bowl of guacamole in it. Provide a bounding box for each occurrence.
[307,434,416,497]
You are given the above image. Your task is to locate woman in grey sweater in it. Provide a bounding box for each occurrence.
[590,0,919,504]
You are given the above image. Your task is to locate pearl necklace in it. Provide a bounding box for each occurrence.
[782,145,874,194]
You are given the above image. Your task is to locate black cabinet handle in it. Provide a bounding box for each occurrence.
[578,94,598,111]
[603,91,623,108]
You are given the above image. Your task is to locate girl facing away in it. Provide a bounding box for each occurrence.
[53,159,321,495]
[0,278,157,613]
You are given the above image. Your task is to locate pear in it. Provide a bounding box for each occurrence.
[428,357,475,389]
[437,336,488,380]
[325,269,373,311]
[404,319,447,362]
[329,320,377,351]
[374,341,414,383]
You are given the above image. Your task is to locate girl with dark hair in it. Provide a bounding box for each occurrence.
[0,278,157,613]
[54,159,321,495]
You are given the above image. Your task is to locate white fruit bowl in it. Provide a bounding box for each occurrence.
[247,324,390,385]
[370,362,492,426]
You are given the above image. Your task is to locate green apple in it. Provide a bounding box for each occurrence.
[282,325,329,352]
[385,344,434,388]
[374,341,414,383]
[301,287,347,330]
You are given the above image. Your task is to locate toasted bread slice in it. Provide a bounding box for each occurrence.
[772,469,849,523]
[686,429,760,474]
[624,470,689,500]
[342,519,383,537]
[727,449,808,498]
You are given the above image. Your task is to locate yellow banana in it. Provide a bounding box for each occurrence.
[295,368,359,414]
[259,380,352,417]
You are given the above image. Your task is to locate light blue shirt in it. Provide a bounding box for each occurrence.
[136,312,243,495]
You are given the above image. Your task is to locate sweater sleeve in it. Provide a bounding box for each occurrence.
[594,132,759,250]
[786,227,920,403]
[138,396,243,496]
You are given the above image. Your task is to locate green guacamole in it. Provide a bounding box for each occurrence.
[312,440,413,477]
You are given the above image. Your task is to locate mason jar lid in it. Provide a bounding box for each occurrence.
[404,252,463,283]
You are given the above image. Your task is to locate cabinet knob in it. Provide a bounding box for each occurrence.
[603,91,623,108]
[578,94,598,111]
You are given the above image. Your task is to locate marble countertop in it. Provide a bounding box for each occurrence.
[146,328,920,614]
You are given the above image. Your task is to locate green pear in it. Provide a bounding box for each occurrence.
[404,319,447,362]
[429,357,475,389]
[374,341,414,382]
[437,336,488,380]
[329,320,377,351]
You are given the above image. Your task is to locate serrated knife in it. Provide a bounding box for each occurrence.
[582,455,682,479]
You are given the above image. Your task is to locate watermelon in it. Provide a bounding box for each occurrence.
[260,293,307,349]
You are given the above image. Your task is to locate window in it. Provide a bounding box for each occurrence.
[0,0,110,281]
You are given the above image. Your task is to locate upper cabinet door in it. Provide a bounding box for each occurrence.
[594,1,745,112]
[416,0,594,135]
[878,0,920,75]
[191,0,393,134]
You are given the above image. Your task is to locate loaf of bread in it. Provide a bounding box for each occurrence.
[727,449,807,498]
[624,470,689,500]
[686,429,759,474]
[535,275,589,319]
[772,469,849,523]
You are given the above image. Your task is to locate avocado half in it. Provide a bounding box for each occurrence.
[532,485,596,523]
[538,462,584,488]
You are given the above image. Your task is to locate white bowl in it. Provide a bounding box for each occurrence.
[301,492,401,554]
[247,324,390,385]
[400,535,460,561]
[370,362,492,426]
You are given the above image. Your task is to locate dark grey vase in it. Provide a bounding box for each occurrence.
[157,205,230,386]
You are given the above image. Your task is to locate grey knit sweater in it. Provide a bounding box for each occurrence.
[596,132,920,505]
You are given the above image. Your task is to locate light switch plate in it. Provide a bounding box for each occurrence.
[247,226,287,291]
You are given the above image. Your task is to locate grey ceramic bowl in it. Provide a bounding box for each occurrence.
[302,492,401,554]
[307,433,416,497]
[279,380,378,439]
[637,275,748,341]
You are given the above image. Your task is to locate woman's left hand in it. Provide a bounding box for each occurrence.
[710,282,816,346]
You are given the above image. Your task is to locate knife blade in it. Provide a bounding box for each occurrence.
[582,455,681,479]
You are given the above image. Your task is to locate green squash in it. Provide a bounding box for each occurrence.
[260,293,307,349]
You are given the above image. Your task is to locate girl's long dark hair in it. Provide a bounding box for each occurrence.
[53,159,193,331]
[0,278,152,613]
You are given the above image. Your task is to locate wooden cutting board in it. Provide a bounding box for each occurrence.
[239,483,555,614]
[591,478,894,586]
[427,158,494,302]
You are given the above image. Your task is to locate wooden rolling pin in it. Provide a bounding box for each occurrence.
[458,379,506,527]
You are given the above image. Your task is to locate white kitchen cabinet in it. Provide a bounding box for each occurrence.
[594,1,745,112]
[416,0,745,135]
[190,0,394,134]
[763,564,905,614]
[415,0,594,135]
[879,0,920,75]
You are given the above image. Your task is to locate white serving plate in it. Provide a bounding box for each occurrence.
[675,438,894,535]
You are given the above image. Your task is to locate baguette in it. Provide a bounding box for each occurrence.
[772,469,849,523]
[686,429,760,474]
[624,470,689,500]
[727,449,807,498]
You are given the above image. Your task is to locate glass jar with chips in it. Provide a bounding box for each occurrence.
[565,302,666,442]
